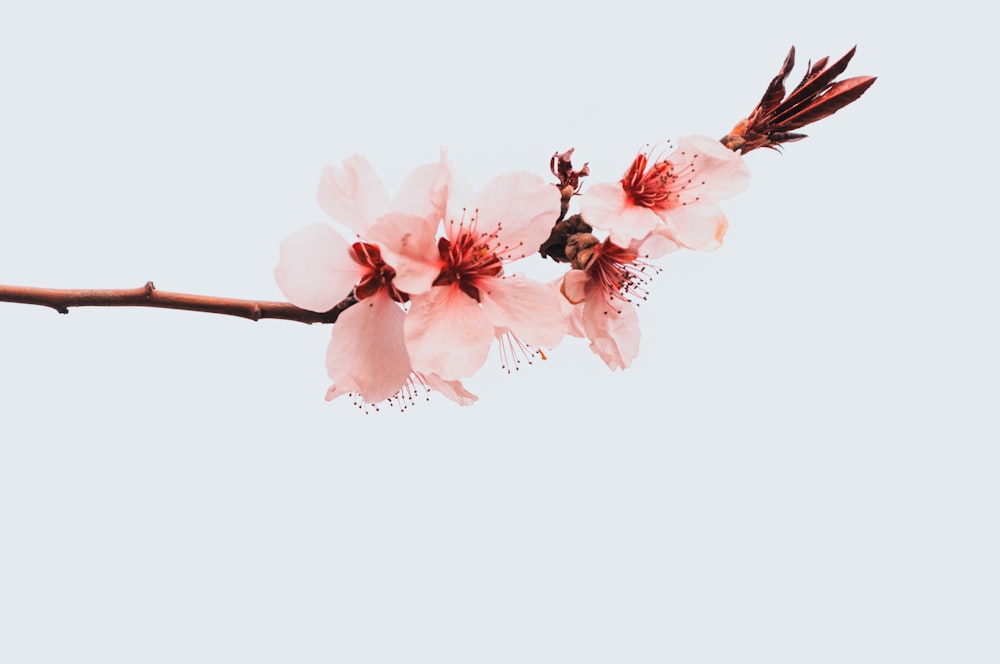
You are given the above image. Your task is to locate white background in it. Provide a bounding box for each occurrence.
[1,1,996,662]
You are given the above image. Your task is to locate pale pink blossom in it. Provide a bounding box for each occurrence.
[275,155,476,408]
[580,135,750,251]
[371,170,567,381]
[276,151,450,311]
[558,238,662,371]
[322,285,477,409]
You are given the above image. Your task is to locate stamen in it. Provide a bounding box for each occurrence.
[341,373,434,414]
[433,208,505,301]
[496,330,545,374]
[621,144,707,211]
[586,239,662,314]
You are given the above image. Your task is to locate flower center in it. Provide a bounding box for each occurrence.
[350,242,408,303]
[431,213,504,302]
[587,240,659,313]
[621,150,701,210]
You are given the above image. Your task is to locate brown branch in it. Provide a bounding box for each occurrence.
[0,281,356,324]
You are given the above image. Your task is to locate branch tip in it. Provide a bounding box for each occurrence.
[721,45,875,154]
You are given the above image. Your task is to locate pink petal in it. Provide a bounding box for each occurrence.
[469,172,561,262]
[479,275,566,349]
[559,269,589,304]
[582,296,641,371]
[365,212,443,295]
[551,276,586,338]
[325,290,412,404]
[607,205,663,247]
[564,302,586,339]
[579,182,626,229]
[635,232,679,259]
[325,384,350,402]
[317,155,391,235]
[443,172,482,225]
[405,285,494,380]
[672,135,750,203]
[660,201,729,251]
[390,156,452,223]
[274,224,364,312]
[580,183,661,247]
[422,374,479,406]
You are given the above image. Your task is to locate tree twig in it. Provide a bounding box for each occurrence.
[0,281,355,324]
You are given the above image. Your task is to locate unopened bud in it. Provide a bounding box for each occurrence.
[566,232,599,270]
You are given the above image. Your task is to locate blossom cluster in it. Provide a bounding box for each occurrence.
[275,137,749,410]
[0,45,871,405]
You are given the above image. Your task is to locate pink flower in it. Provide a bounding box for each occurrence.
[275,225,412,402]
[274,153,450,314]
[580,135,750,251]
[274,155,476,409]
[372,170,567,381]
[558,238,662,371]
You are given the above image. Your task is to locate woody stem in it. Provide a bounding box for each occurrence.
[0,282,356,324]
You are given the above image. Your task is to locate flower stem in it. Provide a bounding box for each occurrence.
[0,281,355,324]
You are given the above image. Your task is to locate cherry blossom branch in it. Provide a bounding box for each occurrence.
[1,45,874,340]
[0,281,356,324]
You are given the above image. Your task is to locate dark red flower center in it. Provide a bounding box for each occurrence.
[587,239,658,313]
[350,242,408,303]
[431,231,503,302]
[621,151,699,210]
